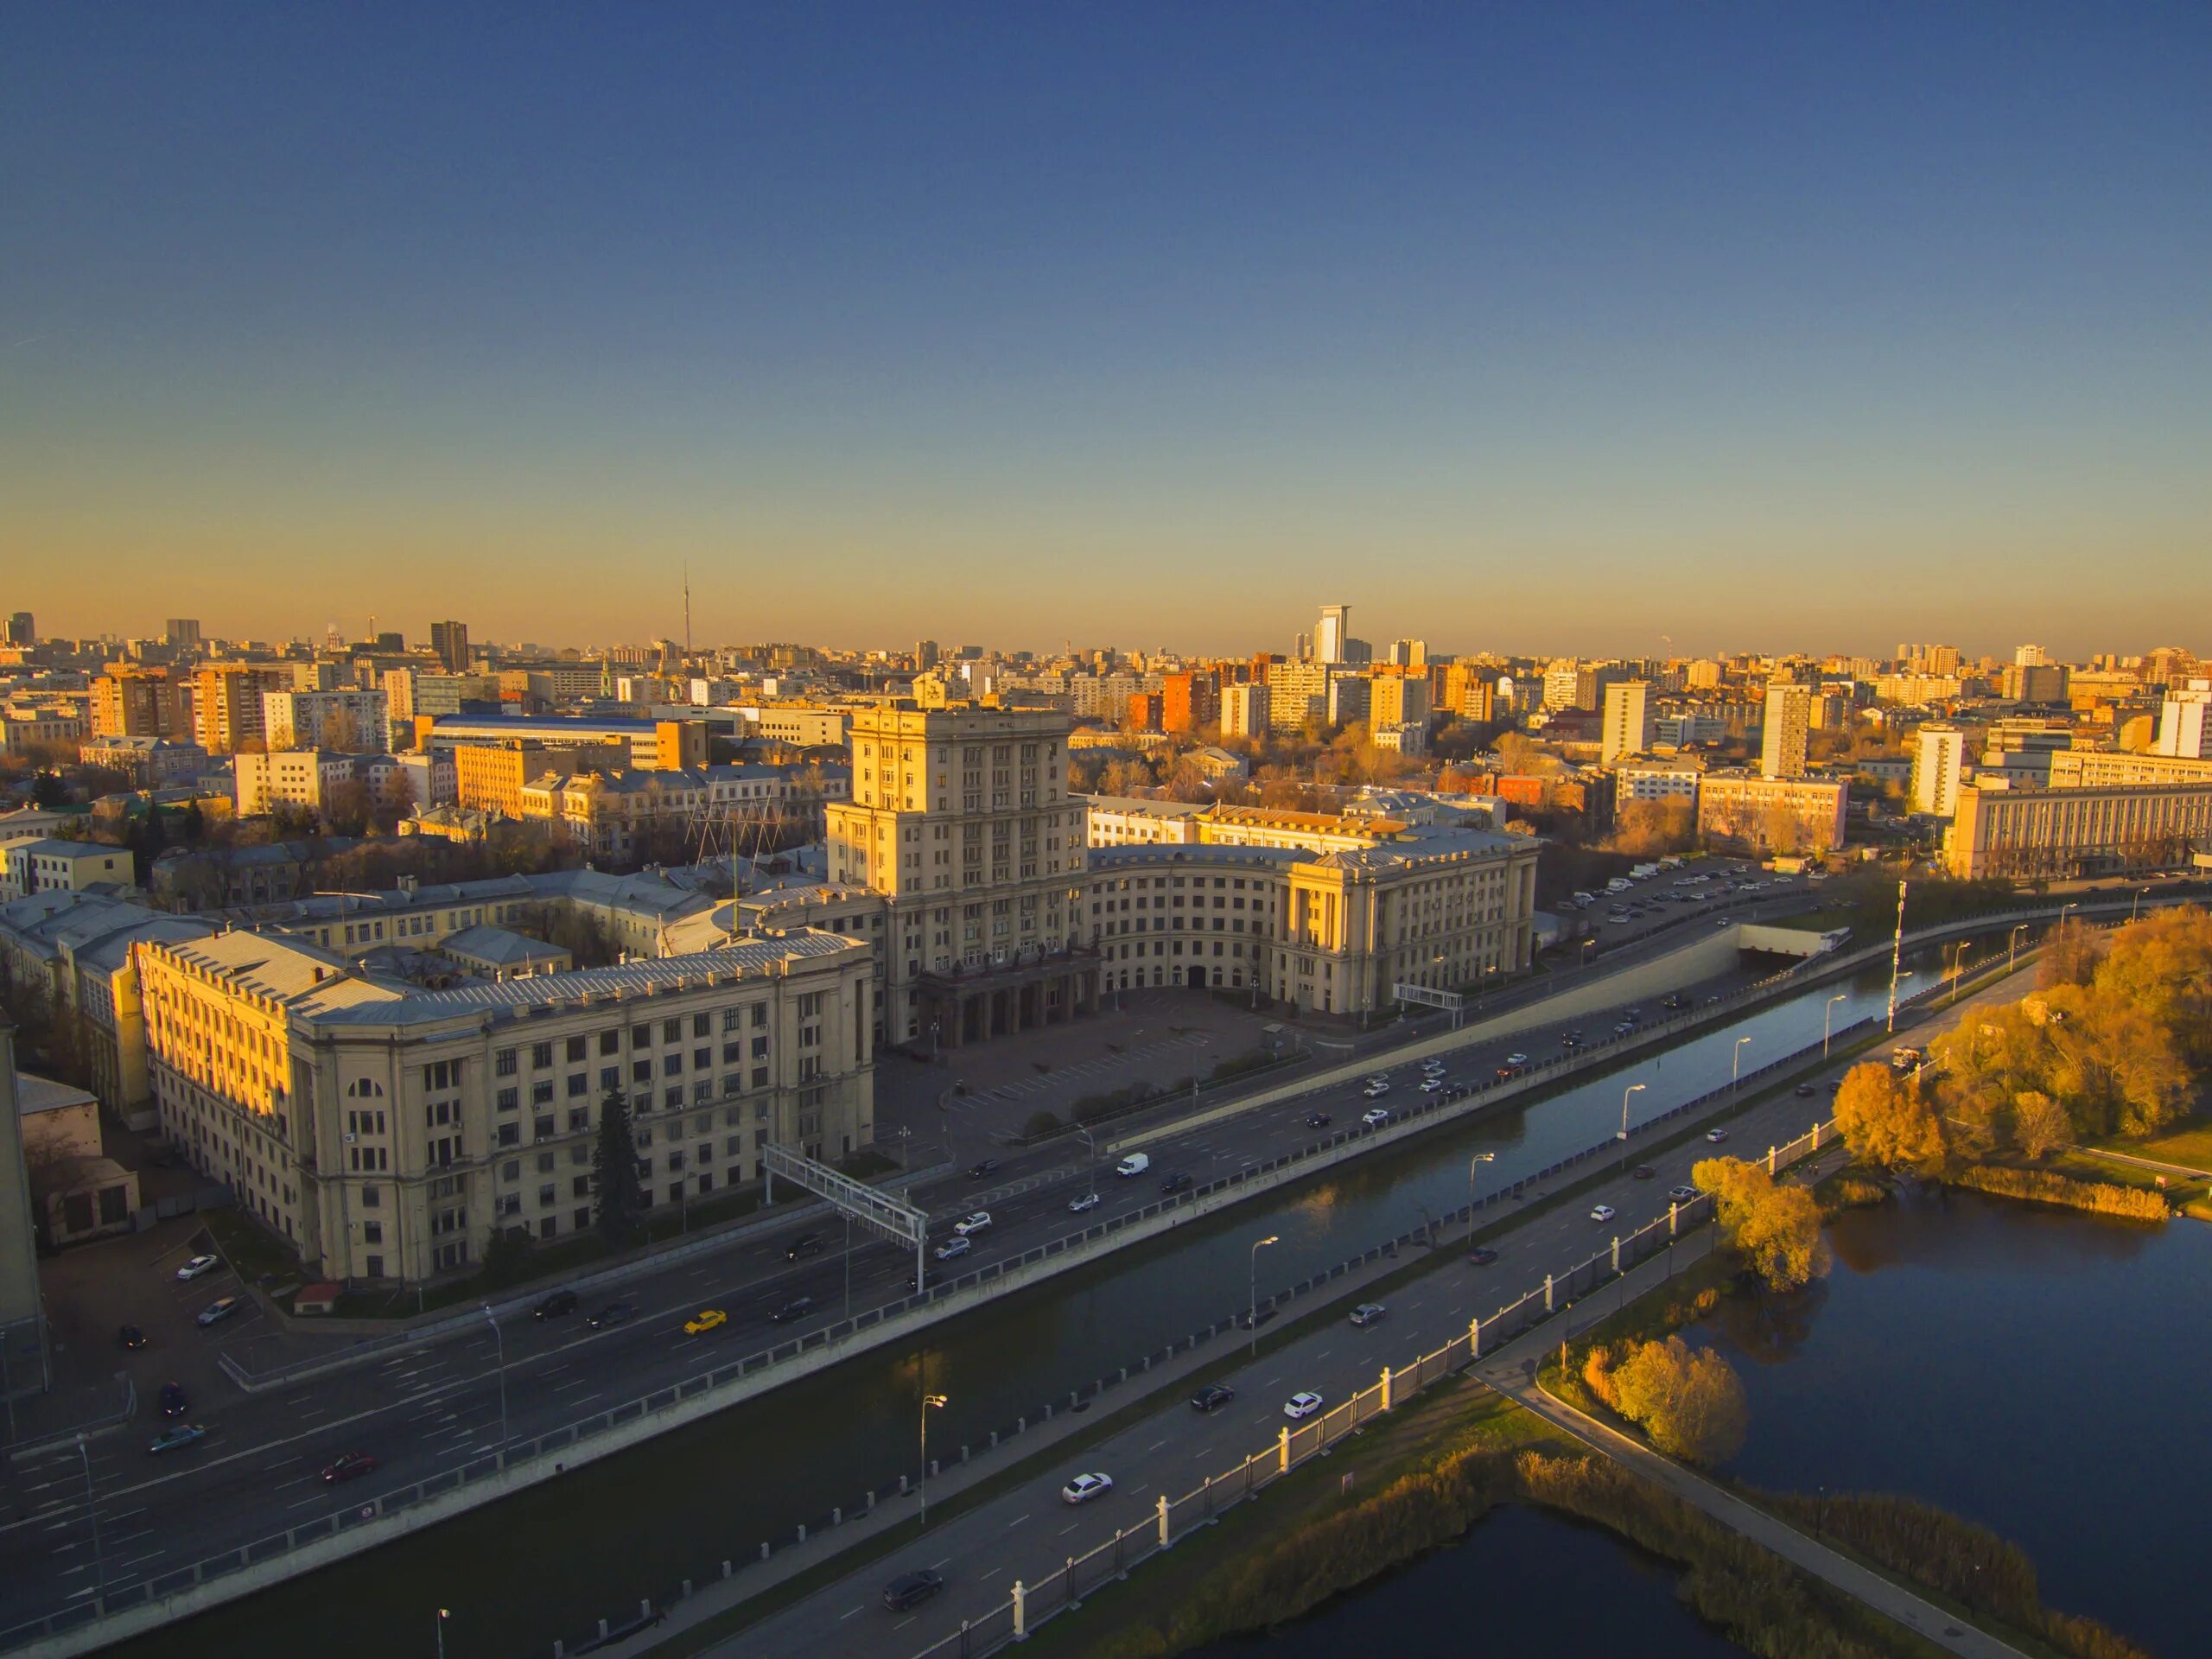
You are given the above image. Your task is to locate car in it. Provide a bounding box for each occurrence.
[1068,1191,1101,1213]
[321,1451,378,1484]
[1421,1059,1446,1074]
[1060,1471,1115,1505]
[1160,1172,1193,1194]
[1362,1107,1391,1128]
[1364,1074,1390,1088]
[1467,1246,1499,1267]
[1590,1204,1618,1223]
[966,1160,1000,1180]
[1189,1382,1236,1414]
[683,1308,728,1336]
[118,1324,147,1351]
[954,1211,993,1236]
[1560,1033,1581,1049]
[1421,1077,1446,1093]
[1494,1065,1522,1081]
[587,1300,638,1330]
[1362,1082,1390,1099]
[194,1295,243,1328]
[1613,1021,1636,1036]
[1504,1052,1529,1067]
[1669,1185,1700,1203]
[174,1253,221,1282]
[1717,917,1732,926]
[882,1568,946,1611]
[1305,1112,1332,1128]
[533,1289,579,1321]
[785,1232,825,1261]
[1705,1128,1730,1143]
[769,1295,817,1325]
[906,1268,940,1294]
[1795,1083,1817,1097]
[148,1424,207,1455]
[1630,1164,1655,1180]
[1283,1391,1325,1421]
[158,1381,189,1418]
[934,1236,972,1262]
[1349,1303,1387,1327]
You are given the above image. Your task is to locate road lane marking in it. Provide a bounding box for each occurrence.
[1006,1514,1029,1529]
[1146,1438,1166,1452]
[930,1556,951,1568]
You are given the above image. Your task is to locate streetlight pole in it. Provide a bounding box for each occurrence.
[1618,1083,1647,1174]
[1248,1235,1279,1357]
[478,1302,509,1452]
[1732,1036,1751,1097]
[919,1387,948,1527]
[2133,886,2148,922]
[1077,1124,1097,1203]
[1949,941,1970,1004]
[1885,879,1908,1033]
[2008,923,2027,976]
[435,1609,449,1659]
[1468,1151,1495,1236]
[77,1433,103,1611]
[1823,993,1847,1057]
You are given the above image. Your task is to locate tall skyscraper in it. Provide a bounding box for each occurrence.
[915,639,941,671]
[1912,725,1967,817]
[430,620,471,675]
[1761,682,1813,779]
[1316,604,1350,665]
[1601,681,1652,766]
[3,613,32,647]
[163,618,202,649]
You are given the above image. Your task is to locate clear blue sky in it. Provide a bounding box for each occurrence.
[3,3,2206,658]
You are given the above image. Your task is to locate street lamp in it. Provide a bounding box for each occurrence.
[918,1389,949,1526]
[1076,1125,1098,1203]
[1618,1083,1647,1173]
[1948,941,1970,1004]
[481,1302,508,1452]
[1823,993,1847,1057]
[2133,886,2149,921]
[1732,1036,1751,1097]
[2008,923,2028,975]
[1249,1235,1280,1357]
[76,1433,104,1611]
[435,1609,450,1659]
[1468,1151,1496,1232]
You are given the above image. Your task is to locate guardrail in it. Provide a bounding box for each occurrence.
[0,902,2118,1656]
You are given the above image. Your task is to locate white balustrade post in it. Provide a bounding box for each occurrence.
[1157,1493,1171,1549]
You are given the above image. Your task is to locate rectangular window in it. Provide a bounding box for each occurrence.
[565,1035,588,1063]
[494,1048,517,1077]
[496,1087,518,1113]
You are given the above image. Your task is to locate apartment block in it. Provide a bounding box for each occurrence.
[1601,681,1652,767]
[2154,681,2212,759]
[1368,670,1430,731]
[193,664,292,754]
[1912,725,1967,817]
[1760,682,1812,779]
[2046,748,2212,789]
[263,688,390,752]
[0,839,134,900]
[1221,682,1270,739]
[1160,671,1219,734]
[233,749,363,818]
[92,666,184,740]
[1696,772,1847,855]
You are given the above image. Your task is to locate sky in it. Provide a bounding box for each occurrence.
[3,3,2208,660]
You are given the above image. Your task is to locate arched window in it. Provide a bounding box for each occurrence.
[346,1077,385,1098]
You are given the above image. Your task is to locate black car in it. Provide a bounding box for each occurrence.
[906,1268,939,1294]
[1467,1246,1499,1267]
[1795,1083,1817,1097]
[785,1232,825,1261]
[533,1290,579,1321]
[966,1160,1000,1180]
[587,1300,637,1330]
[1305,1111,1332,1128]
[883,1569,945,1612]
[769,1295,817,1325]
[158,1382,188,1419]
[1160,1172,1193,1194]
[118,1324,147,1351]
[1190,1382,1236,1414]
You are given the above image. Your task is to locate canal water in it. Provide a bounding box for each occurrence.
[115,937,2016,1659]
[1697,1189,2205,1659]
[1195,1501,1745,1659]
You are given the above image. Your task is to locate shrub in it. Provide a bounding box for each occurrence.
[1954,1164,2166,1221]
[1021,1109,1062,1139]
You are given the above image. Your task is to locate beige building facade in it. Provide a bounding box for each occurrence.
[1944,780,2212,880]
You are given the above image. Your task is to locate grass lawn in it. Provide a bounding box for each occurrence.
[2101,1122,2212,1174]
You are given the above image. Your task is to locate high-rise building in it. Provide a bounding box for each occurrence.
[2014,644,2050,668]
[1316,605,1350,665]
[3,613,32,647]
[429,620,472,675]
[1760,682,1813,779]
[1912,724,1967,817]
[1160,671,1220,734]
[1388,639,1427,668]
[1601,681,1653,767]
[1440,663,1495,723]
[92,666,184,739]
[1221,682,1270,738]
[1369,669,1429,731]
[191,664,292,755]
[826,703,1096,1047]
[915,639,941,671]
[2154,680,2212,759]
[162,619,202,650]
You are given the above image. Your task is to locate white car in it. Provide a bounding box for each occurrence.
[1283,1391,1325,1421]
[174,1254,221,1282]
[1669,1185,1700,1203]
[1421,1059,1446,1074]
[933,1236,972,1262]
[1362,1107,1391,1128]
[1503,1052,1529,1067]
[954,1211,993,1236]
[1068,1192,1100,1213]
[1590,1204,1617,1223]
[1705,1128,1730,1143]
[1421,1077,1446,1093]
[1060,1471,1114,1505]
[1364,1074,1390,1088]
[1362,1082,1390,1098]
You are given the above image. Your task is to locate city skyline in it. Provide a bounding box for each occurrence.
[6,5,2209,651]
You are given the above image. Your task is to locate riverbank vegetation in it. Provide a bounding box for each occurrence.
[1580,1335,1748,1464]
[1952,1165,2168,1221]
[1694,1156,1830,1290]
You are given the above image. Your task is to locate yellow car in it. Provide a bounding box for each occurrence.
[683,1308,728,1336]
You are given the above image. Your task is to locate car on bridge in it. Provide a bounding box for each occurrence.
[1705,1128,1730,1143]
[588,1300,638,1330]
[1190,1383,1236,1414]
[785,1232,826,1261]
[1060,1471,1115,1505]
[1669,1185,1700,1203]
[533,1290,579,1321]
[769,1295,817,1325]
[683,1308,728,1336]
[148,1424,207,1455]
[1306,1111,1332,1128]
[1467,1247,1499,1267]
[1421,1077,1447,1092]
[321,1451,378,1484]
[1362,1081,1391,1098]
[1350,1303,1387,1327]
[1068,1191,1100,1213]
[934,1236,972,1262]
[1283,1391,1325,1421]
[1590,1204,1618,1223]
[1160,1172,1193,1193]
[1362,1107,1392,1128]
[882,1569,945,1612]
[954,1211,993,1236]
[1504,1052,1530,1067]
[966,1160,1000,1180]
[118,1325,147,1351]
[159,1382,188,1419]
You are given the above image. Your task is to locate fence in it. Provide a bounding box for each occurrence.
[0,903,2101,1656]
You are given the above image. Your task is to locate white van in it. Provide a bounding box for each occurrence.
[1115,1153,1151,1178]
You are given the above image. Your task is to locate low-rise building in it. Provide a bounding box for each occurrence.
[233,748,360,817]
[1695,772,1847,855]
[78,734,210,787]
[1083,796,1206,846]
[16,1071,139,1247]
[0,837,133,899]
[1944,779,2212,880]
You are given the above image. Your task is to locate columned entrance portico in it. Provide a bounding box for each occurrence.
[918,951,1102,1051]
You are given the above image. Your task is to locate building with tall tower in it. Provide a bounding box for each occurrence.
[1316,604,1350,665]
[1761,681,1813,779]
[826,702,1097,1049]
[430,620,472,675]
[1601,681,1652,766]
[3,613,32,647]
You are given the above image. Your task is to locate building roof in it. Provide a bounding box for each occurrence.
[3,836,119,861]
[16,1073,99,1116]
[1081,795,1209,818]
[439,924,569,968]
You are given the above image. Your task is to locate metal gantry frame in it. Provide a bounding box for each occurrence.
[1389,983,1464,1015]
[761,1142,931,1287]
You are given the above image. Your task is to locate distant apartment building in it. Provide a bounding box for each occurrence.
[2153,681,2212,759]
[163,619,202,650]
[92,665,184,739]
[77,735,209,788]
[417,713,709,772]
[1316,604,1351,664]
[1945,780,2212,880]
[1221,682,1269,738]
[136,925,875,1287]
[1912,725,1967,817]
[2047,748,2212,789]
[262,688,389,752]
[1160,671,1219,734]
[0,709,83,757]
[1439,662,1495,723]
[233,748,364,818]
[740,704,849,747]
[1264,661,1331,732]
[1614,756,1703,804]
[192,664,292,754]
[1601,681,1652,767]
[429,619,471,674]
[1125,692,1165,732]
[1368,670,1429,732]
[1084,796,1206,846]
[1999,662,2069,703]
[1760,682,1813,779]
[1696,772,1847,855]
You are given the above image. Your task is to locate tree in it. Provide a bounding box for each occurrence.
[592,1089,645,1248]
[2009,1091,2070,1160]
[29,771,67,808]
[1602,1336,1749,1465]
[1693,1156,1829,1292]
[1610,799,1694,857]
[1833,1063,1948,1173]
